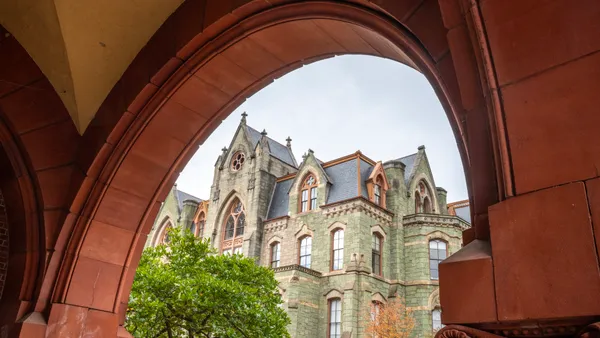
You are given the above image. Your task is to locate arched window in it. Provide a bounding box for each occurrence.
[432,308,443,331]
[159,221,173,245]
[300,174,318,212]
[429,239,447,280]
[423,196,432,213]
[270,242,281,268]
[374,176,383,206]
[198,212,205,237]
[331,229,344,271]
[299,236,312,268]
[231,151,246,171]
[372,234,383,276]
[370,301,383,322]
[415,181,434,213]
[328,298,342,338]
[221,199,245,254]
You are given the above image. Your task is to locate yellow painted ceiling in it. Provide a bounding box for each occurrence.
[0,0,184,133]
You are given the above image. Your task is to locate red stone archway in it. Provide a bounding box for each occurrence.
[51,2,495,336]
[0,0,598,337]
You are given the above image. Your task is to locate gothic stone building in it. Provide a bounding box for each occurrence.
[148,115,470,338]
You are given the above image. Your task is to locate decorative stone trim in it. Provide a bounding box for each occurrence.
[264,217,289,233]
[403,214,470,230]
[322,198,393,225]
[272,264,322,278]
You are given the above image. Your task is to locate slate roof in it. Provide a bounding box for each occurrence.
[267,178,293,219]
[246,126,297,167]
[176,189,201,210]
[397,153,418,184]
[266,150,421,220]
[454,205,471,223]
[324,159,359,204]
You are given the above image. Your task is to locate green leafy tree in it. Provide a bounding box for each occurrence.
[125,229,290,338]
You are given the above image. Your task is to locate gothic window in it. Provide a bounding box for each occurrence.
[328,298,342,338]
[429,239,447,280]
[221,199,245,254]
[372,234,383,276]
[415,180,434,213]
[190,221,196,236]
[300,174,318,213]
[160,222,173,245]
[432,308,443,331]
[299,236,312,268]
[270,242,281,268]
[331,229,344,271]
[231,151,246,171]
[198,212,205,237]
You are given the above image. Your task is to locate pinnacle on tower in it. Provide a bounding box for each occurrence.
[286,137,292,148]
[261,129,267,136]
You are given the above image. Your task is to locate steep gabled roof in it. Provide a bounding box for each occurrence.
[246,125,297,167]
[397,152,418,184]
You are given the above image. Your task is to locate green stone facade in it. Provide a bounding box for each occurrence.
[148,116,470,338]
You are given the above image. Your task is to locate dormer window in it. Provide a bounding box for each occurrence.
[415,181,434,213]
[231,151,245,171]
[374,177,383,206]
[300,174,318,213]
[366,162,388,208]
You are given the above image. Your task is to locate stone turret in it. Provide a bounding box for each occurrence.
[383,159,407,217]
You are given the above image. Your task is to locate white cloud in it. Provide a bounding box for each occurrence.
[177,55,468,203]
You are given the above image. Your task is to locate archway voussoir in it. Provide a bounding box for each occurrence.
[66,256,123,312]
[20,120,78,171]
[194,54,258,96]
[170,76,231,119]
[94,187,148,232]
[404,0,449,62]
[110,154,168,200]
[80,220,136,267]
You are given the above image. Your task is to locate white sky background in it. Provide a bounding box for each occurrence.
[177,55,468,203]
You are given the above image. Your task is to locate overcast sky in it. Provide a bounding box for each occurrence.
[177,55,468,203]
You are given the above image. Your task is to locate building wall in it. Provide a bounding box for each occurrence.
[146,125,469,338]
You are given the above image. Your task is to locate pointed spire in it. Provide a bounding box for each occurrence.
[241,112,248,124]
[286,136,292,148]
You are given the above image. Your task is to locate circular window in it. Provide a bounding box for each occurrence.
[231,152,245,171]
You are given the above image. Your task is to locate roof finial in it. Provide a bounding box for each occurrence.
[418,145,425,151]
[286,136,292,148]
[241,112,248,123]
[261,129,267,136]
[221,146,228,153]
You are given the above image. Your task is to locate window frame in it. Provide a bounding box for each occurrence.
[372,233,383,277]
[299,174,318,213]
[415,180,435,214]
[231,151,246,171]
[328,298,342,338]
[429,239,448,280]
[331,229,345,271]
[298,236,312,268]
[432,308,443,331]
[270,242,281,268]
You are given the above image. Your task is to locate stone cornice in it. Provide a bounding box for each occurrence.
[322,198,393,225]
[272,264,322,278]
[402,213,470,230]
